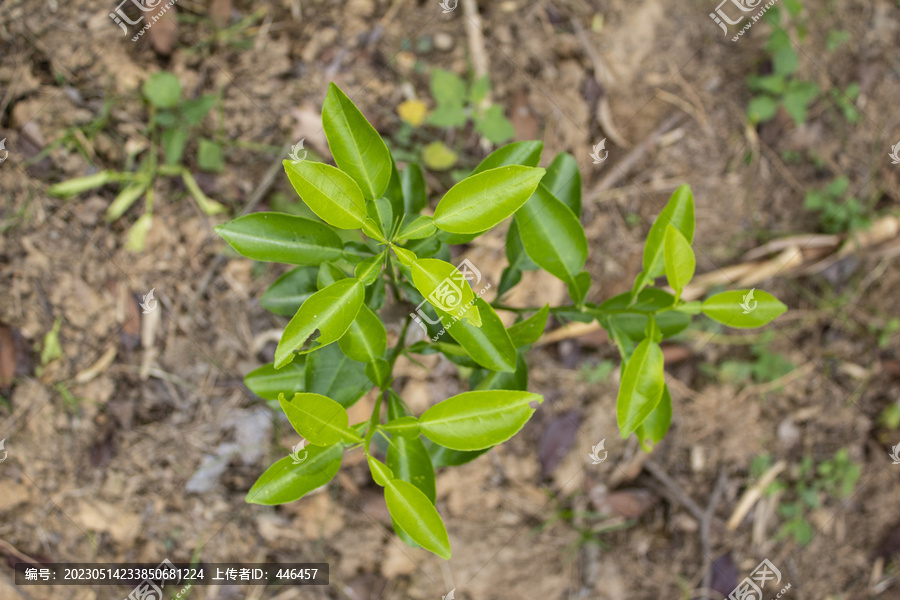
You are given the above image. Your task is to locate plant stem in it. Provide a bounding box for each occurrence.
[388,315,412,370]
[363,391,385,453]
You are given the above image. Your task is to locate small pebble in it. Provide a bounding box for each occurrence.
[434,32,454,51]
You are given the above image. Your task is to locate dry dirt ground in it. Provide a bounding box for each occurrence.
[2,0,900,599]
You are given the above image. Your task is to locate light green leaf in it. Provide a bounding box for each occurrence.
[279,392,362,446]
[419,390,543,451]
[472,352,529,392]
[317,263,347,290]
[124,213,153,252]
[433,166,545,234]
[430,68,466,106]
[616,338,665,438]
[515,183,587,281]
[106,180,150,222]
[398,215,436,240]
[338,304,387,363]
[473,104,515,144]
[747,95,778,124]
[411,258,482,327]
[471,141,543,175]
[422,141,458,171]
[387,393,435,501]
[274,278,365,368]
[385,478,452,559]
[260,266,319,316]
[426,441,491,468]
[244,360,305,400]
[441,298,517,372]
[663,224,695,298]
[507,305,550,347]
[367,197,393,239]
[197,139,224,173]
[182,170,227,215]
[635,384,672,451]
[305,343,371,407]
[215,213,343,265]
[365,357,391,388]
[642,185,695,282]
[47,170,115,199]
[701,290,787,328]
[506,220,539,272]
[322,83,392,200]
[354,253,384,286]
[392,245,418,268]
[284,160,367,229]
[181,94,218,125]
[567,271,591,306]
[367,455,394,487]
[162,127,188,166]
[246,443,343,505]
[142,72,181,108]
[542,152,582,215]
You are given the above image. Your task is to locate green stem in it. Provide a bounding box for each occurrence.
[388,315,412,370]
[363,391,385,453]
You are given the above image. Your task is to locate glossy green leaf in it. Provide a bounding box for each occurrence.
[426,441,491,468]
[635,384,672,451]
[663,224,695,298]
[260,267,319,316]
[616,338,665,438]
[338,304,387,363]
[305,343,371,407]
[567,271,591,306]
[385,479,452,559]
[507,305,550,347]
[322,82,392,200]
[387,394,435,502]
[215,213,343,265]
[317,263,347,290]
[419,390,542,451]
[274,278,364,368]
[367,197,393,239]
[701,290,787,328]
[284,160,367,229]
[365,357,391,388]
[515,183,587,281]
[411,258,482,327]
[343,241,375,264]
[368,455,394,486]
[599,288,677,314]
[642,185,694,281]
[400,164,427,214]
[393,245,418,268]
[246,443,343,505]
[497,265,523,297]
[279,392,362,446]
[441,298,517,373]
[471,141,543,175]
[384,159,406,220]
[433,166,545,234]
[383,416,421,439]
[506,221,539,272]
[354,253,384,286]
[398,215,436,239]
[542,152,582,215]
[244,360,305,400]
[472,352,529,392]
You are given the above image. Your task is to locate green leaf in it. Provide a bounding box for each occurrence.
[47,170,115,199]
[124,213,153,252]
[398,215,436,240]
[246,443,343,505]
[747,95,778,124]
[473,104,515,144]
[616,338,665,438]
[365,357,391,388]
[338,304,387,363]
[367,455,394,486]
[497,266,522,297]
[387,393,436,501]
[773,46,799,76]
[383,159,406,220]
[542,152,582,215]
[354,253,384,286]
[419,390,542,452]
[471,141,543,175]
[701,289,787,328]
[567,271,591,306]
[422,141,458,171]
[142,72,181,109]
[641,185,695,282]
[430,68,467,106]
[411,258,482,327]
[472,352,529,392]
[515,183,587,281]
[636,385,672,450]
[182,170,227,216]
[507,305,549,347]
[181,94,218,126]
[274,278,365,368]
[442,298,517,373]
[284,160,367,229]
[367,197,393,239]
[279,392,362,446]
[426,104,467,128]
[506,220,539,271]
[392,245,418,268]
[305,343,371,407]
[426,441,491,468]
[434,166,545,234]
[198,139,224,173]
[317,263,348,290]
[663,225,695,298]
[215,213,344,265]
[322,82,392,200]
[162,127,188,166]
[468,75,490,105]
[383,416,421,439]
[106,179,150,222]
[385,478,451,559]
[400,164,427,214]
[260,267,319,316]
[244,360,305,400]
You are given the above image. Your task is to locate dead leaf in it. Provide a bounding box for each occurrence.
[510,88,540,141]
[595,489,657,519]
[148,7,178,56]
[538,409,581,478]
